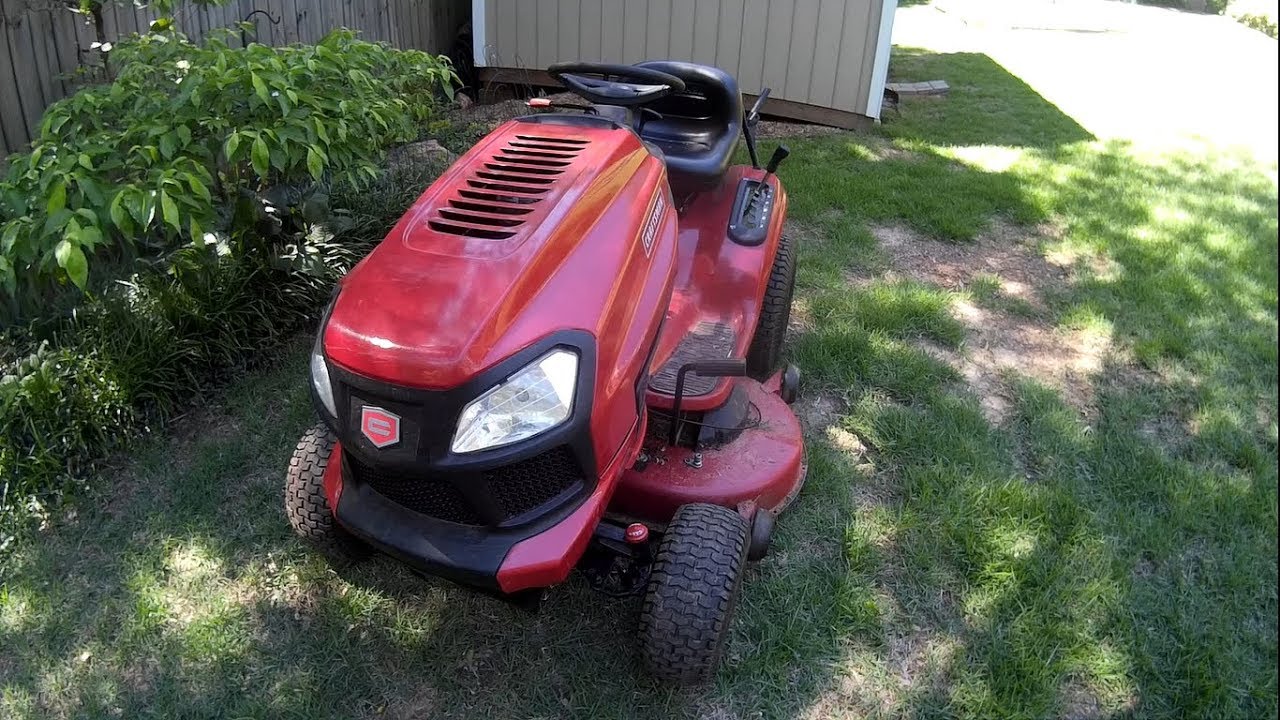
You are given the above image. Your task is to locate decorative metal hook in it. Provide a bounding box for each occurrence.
[240,9,280,47]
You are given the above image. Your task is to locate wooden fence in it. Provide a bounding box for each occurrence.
[0,0,467,156]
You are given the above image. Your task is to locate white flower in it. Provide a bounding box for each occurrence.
[176,60,190,71]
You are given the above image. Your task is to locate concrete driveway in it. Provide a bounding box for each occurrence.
[892,0,1280,160]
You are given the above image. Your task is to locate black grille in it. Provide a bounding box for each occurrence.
[345,446,583,526]
[486,446,581,520]
[345,454,482,525]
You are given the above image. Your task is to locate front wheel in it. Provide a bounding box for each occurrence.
[284,424,368,566]
[638,504,750,684]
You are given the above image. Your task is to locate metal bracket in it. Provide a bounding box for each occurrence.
[668,359,748,445]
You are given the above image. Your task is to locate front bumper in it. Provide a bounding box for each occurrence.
[322,414,643,594]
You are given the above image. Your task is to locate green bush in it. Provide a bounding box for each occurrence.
[0,29,458,552]
[0,342,135,522]
[0,28,454,319]
[0,170,426,548]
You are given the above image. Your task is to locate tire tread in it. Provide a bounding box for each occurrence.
[284,424,367,564]
[638,503,749,683]
[746,234,797,379]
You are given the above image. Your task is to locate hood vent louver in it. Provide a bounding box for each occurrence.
[427,134,590,240]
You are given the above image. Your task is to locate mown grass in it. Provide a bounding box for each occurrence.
[2,48,1276,719]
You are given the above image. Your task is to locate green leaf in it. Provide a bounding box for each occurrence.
[251,136,270,179]
[63,218,82,243]
[48,114,70,135]
[159,132,177,159]
[80,225,103,248]
[78,153,94,171]
[0,257,15,297]
[54,239,88,289]
[176,125,192,146]
[160,189,181,231]
[224,132,241,161]
[189,217,202,241]
[1,223,19,254]
[79,178,104,207]
[124,189,153,228]
[186,174,211,202]
[42,209,71,238]
[306,147,324,181]
[109,191,131,232]
[251,72,270,105]
[46,179,67,216]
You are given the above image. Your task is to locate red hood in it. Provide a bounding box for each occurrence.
[324,118,665,389]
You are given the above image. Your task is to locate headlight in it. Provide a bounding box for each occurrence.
[451,349,578,454]
[311,344,337,417]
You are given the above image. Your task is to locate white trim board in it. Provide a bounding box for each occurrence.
[472,0,488,67]
[866,0,899,120]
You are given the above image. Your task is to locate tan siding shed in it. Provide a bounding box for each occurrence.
[473,0,898,125]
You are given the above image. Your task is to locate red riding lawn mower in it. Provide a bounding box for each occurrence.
[285,61,805,683]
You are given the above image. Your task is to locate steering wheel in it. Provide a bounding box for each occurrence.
[548,62,686,107]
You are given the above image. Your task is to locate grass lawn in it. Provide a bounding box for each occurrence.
[2,49,1276,719]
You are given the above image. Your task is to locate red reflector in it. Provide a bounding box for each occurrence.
[527,97,552,108]
[624,523,649,544]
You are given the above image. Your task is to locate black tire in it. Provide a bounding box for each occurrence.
[285,424,368,565]
[746,233,797,380]
[638,504,750,684]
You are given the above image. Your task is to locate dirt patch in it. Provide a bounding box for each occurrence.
[1059,678,1106,720]
[947,298,1109,423]
[795,393,844,433]
[871,222,1111,423]
[886,630,959,697]
[869,219,1067,309]
[826,427,868,457]
[385,686,439,720]
[755,118,851,139]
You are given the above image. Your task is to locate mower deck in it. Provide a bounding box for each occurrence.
[615,376,806,521]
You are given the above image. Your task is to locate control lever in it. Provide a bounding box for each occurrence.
[764,144,791,177]
[668,359,748,446]
[747,88,771,126]
[743,87,771,168]
[748,145,790,215]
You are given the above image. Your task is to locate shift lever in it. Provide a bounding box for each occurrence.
[750,145,791,210]
[763,145,790,179]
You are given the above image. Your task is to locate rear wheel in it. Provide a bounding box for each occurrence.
[746,233,797,380]
[638,504,749,684]
[285,424,368,565]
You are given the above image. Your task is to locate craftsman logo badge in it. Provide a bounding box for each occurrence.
[361,406,401,448]
[641,193,665,258]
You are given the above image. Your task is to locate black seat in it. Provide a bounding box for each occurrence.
[634,61,743,192]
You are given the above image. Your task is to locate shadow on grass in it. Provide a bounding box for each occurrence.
[0,336,872,718]
[778,58,1277,715]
